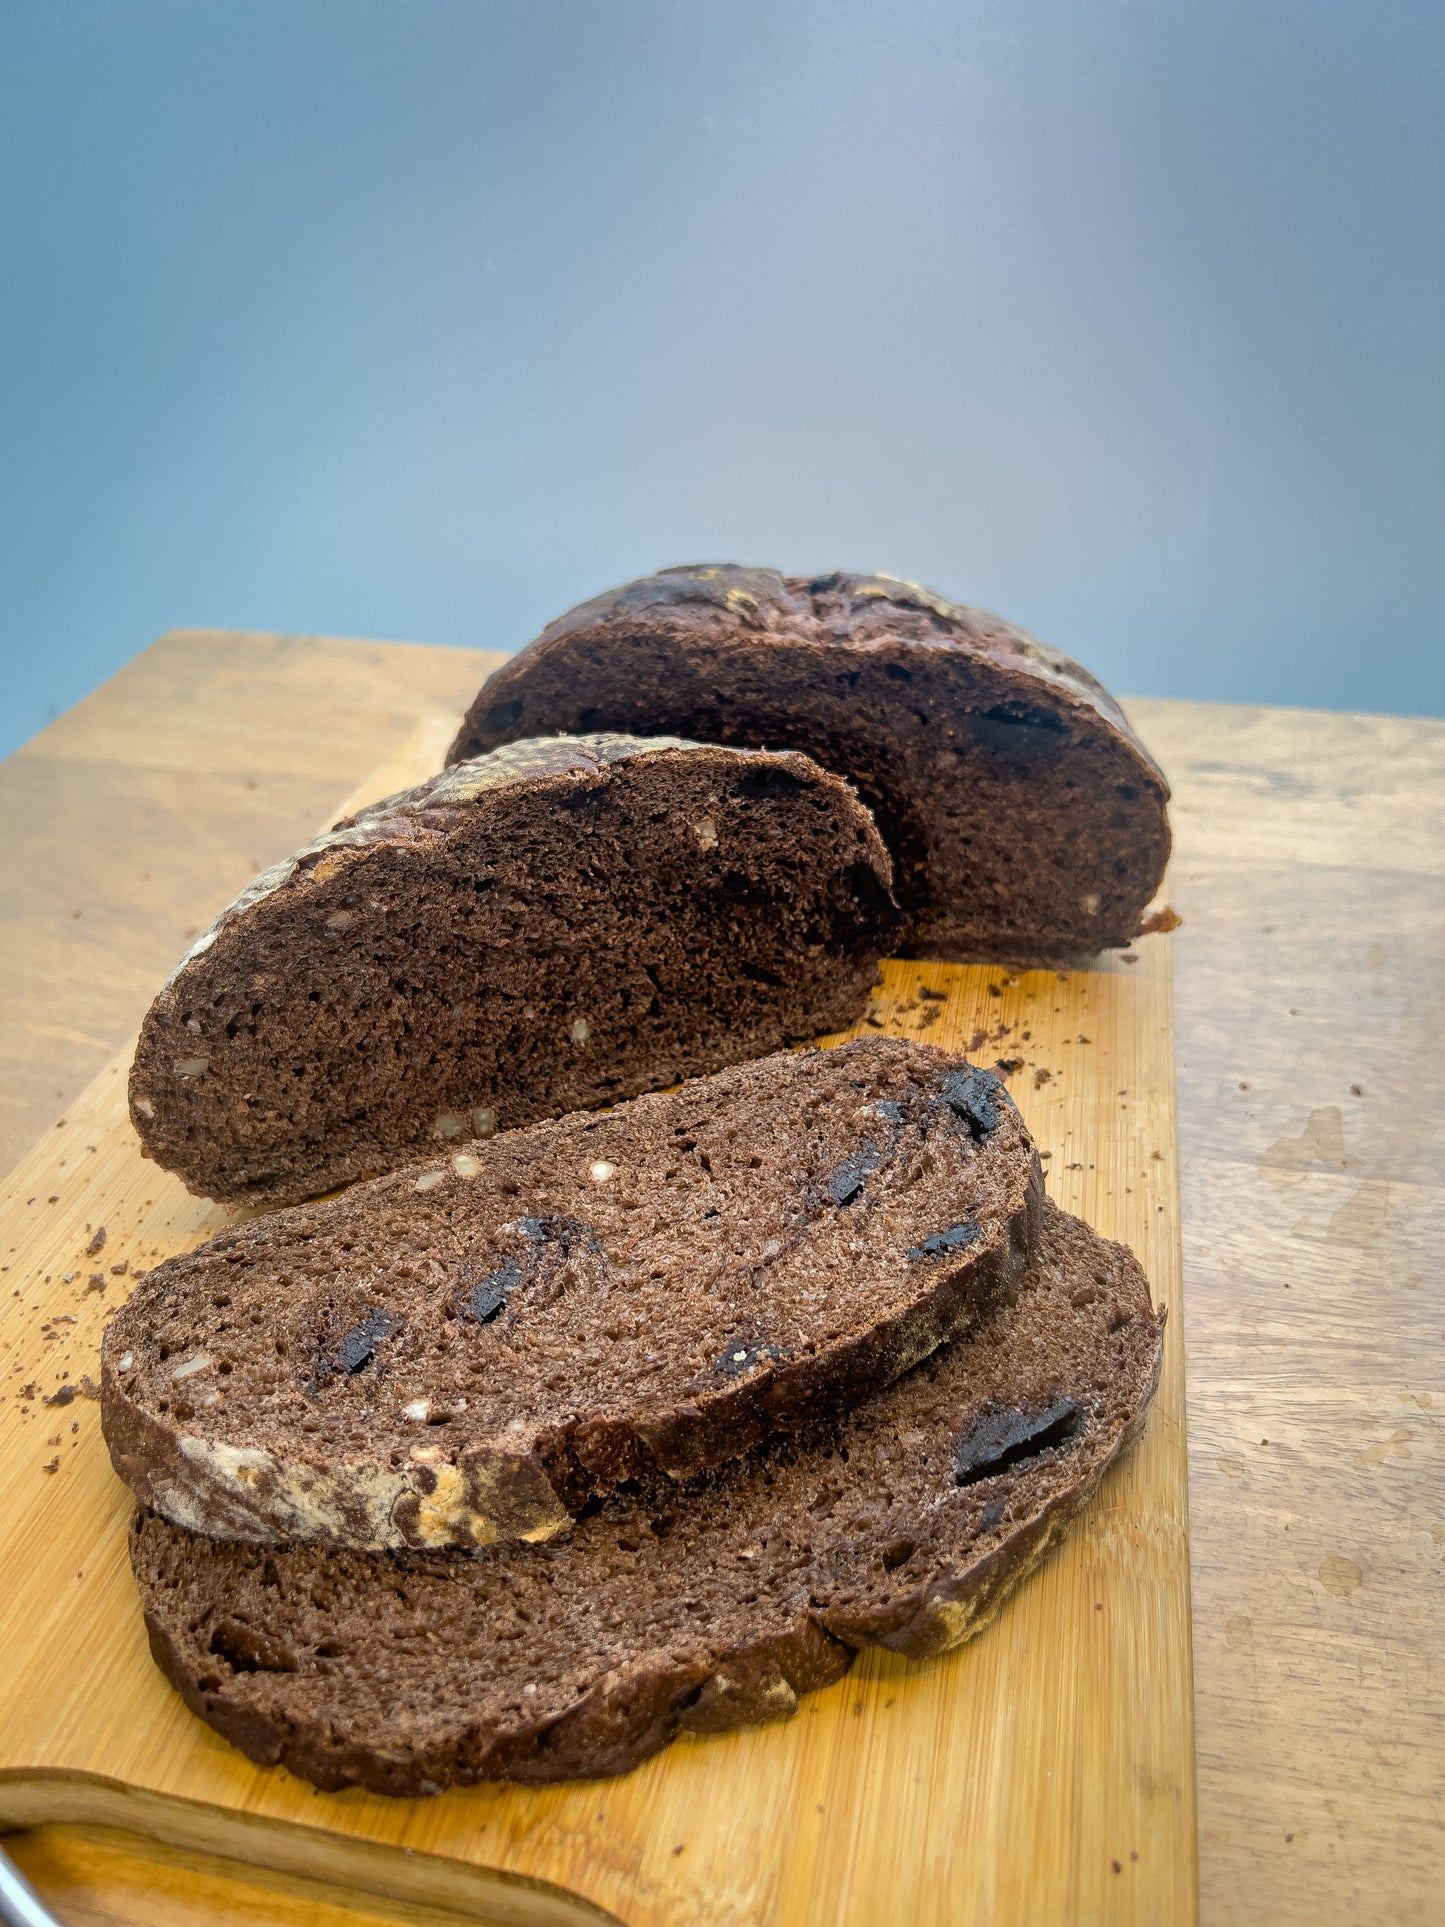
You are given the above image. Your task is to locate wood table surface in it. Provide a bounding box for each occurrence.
[1,632,1440,1926]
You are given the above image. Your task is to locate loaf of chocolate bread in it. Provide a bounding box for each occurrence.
[105,1038,1042,1551]
[448,567,1171,963]
[131,1199,1163,1794]
[129,735,898,1207]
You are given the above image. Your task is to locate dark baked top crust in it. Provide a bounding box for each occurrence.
[447,567,1172,964]
[523,567,1153,755]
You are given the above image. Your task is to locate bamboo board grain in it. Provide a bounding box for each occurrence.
[0,718,1197,1927]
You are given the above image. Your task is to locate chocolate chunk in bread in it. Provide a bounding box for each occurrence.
[105,1038,1043,1551]
[130,1200,1163,1794]
[129,735,897,1207]
[448,567,1171,963]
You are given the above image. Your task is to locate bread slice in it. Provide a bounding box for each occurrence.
[129,734,898,1207]
[447,567,1172,964]
[131,1199,1163,1794]
[104,1038,1042,1552]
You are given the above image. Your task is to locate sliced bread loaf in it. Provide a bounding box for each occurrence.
[447,567,1171,963]
[131,1199,1163,1794]
[129,734,897,1207]
[104,1038,1042,1552]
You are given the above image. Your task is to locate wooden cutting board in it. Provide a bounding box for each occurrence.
[0,718,1197,1927]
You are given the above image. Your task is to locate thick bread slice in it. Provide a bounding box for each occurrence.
[129,734,897,1207]
[104,1038,1042,1551]
[447,567,1172,964]
[131,1200,1163,1795]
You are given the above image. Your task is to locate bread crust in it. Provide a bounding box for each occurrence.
[130,1201,1164,1793]
[129,734,898,1205]
[448,568,1171,962]
[105,1039,1042,1551]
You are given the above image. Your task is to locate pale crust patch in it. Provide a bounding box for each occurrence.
[162,1430,572,1551]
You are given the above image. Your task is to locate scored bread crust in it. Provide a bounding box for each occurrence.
[447,567,1172,964]
[104,1039,1043,1552]
[129,733,898,1207]
[131,1200,1164,1795]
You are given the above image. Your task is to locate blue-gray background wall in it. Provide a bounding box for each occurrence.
[3,0,1442,760]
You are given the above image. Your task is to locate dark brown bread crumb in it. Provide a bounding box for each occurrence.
[448,567,1172,964]
[129,735,897,1207]
[131,1200,1163,1794]
[104,1038,1041,1550]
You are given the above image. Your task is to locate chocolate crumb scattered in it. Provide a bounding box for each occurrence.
[87,1227,107,1255]
[42,1456,60,1474]
[87,1274,106,1293]
[44,1384,78,1407]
